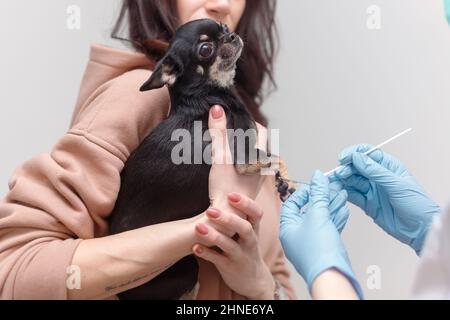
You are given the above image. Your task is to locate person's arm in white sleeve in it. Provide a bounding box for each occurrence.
[411,203,450,299]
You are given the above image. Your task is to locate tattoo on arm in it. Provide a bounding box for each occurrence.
[105,263,174,292]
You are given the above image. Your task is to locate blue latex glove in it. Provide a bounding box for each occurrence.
[280,171,363,299]
[334,145,440,255]
[445,0,450,25]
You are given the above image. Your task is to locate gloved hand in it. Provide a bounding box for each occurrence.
[280,171,363,298]
[333,144,440,255]
[445,0,450,25]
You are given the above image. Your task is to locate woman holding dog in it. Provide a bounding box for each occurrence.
[0,0,299,300]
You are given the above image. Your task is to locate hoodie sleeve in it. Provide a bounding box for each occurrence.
[0,69,169,299]
[271,244,297,300]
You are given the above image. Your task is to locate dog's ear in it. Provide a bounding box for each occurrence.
[140,53,184,91]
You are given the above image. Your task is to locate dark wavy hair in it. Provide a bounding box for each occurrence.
[111,0,278,126]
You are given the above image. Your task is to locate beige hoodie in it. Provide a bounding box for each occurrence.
[0,43,296,300]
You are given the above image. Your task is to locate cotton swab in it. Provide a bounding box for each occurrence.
[285,128,413,185]
[323,128,412,177]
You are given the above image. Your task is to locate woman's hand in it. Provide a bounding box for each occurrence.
[207,105,266,220]
[189,106,274,299]
[192,193,275,300]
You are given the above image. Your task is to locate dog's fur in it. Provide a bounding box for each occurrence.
[108,19,270,300]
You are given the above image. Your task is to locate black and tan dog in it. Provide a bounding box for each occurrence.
[109,19,292,300]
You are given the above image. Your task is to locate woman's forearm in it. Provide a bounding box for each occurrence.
[68,216,199,300]
[311,268,359,300]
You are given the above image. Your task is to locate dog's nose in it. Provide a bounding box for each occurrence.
[224,32,238,43]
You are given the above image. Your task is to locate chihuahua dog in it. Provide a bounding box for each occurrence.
[109,19,290,300]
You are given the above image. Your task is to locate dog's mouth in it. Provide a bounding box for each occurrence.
[217,35,244,71]
[206,32,243,87]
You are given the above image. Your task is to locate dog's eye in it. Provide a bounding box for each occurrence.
[198,43,214,59]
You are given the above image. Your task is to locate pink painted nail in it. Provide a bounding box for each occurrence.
[211,105,223,119]
[196,223,209,235]
[195,246,204,255]
[228,193,241,203]
[207,208,221,218]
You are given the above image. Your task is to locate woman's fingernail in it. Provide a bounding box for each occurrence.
[207,208,221,219]
[211,105,223,119]
[228,193,241,203]
[196,223,209,236]
[195,246,203,255]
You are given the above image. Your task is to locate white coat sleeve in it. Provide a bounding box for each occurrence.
[411,202,450,299]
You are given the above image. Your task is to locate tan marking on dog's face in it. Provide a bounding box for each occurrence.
[208,56,236,88]
[199,34,209,41]
[196,65,204,75]
[206,33,243,87]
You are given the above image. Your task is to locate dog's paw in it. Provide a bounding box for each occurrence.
[275,158,297,202]
[275,171,297,202]
[235,148,272,175]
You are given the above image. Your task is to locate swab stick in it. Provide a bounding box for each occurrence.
[285,128,413,185]
[323,128,412,177]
